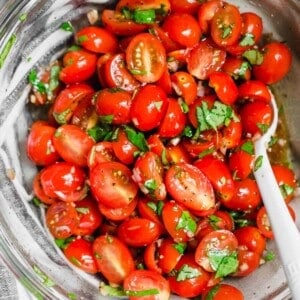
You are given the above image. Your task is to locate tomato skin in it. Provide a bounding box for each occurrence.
[126,33,167,83]
[221,118,242,150]
[187,40,226,80]
[253,42,292,84]
[202,283,244,300]
[130,84,168,131]
[93,235,135,284]
[222,57,251,81]
[59,49,97,84]
[238,80,271,103]
[168,254,210,298]
[162,13,201,48]
[63,238,98,274]
[118,217,162,247]
[241,12,263,44]
[40,162,88,202]
[165,163,215,212]
[27,121,60,166]
[233,248,260,277]
[89,161,138,208]
[75,26,118,54]
[158,98,186,138]
[95,88,132,125]
[46,201,78,239]
[169,0,201,14]
[33,171,57,205]
[123,269,171,300]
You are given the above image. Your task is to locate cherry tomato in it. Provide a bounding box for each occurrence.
[93,235,135,284]
[272,164,297,203]
[169,0,201,14]
[63,237,98,274]
[73,197,103,236]
[27,121,60,166]
[33,171,57,205]
[253,42,292,84]
[210,3,242,47]
[162,13,201,48]
[132,151,166,201]
[222,56,251,81]
[116,0,171,13]
[166,143,191,164]
[168,254,210,298]
[118,217,162,247]
[187,39,226,80]
[144,240,163,274]
[95,88,132,125]
[221,118,242,150]
[233,247,260,277]
[46,201,78,239]
[130,84,168,131]
[126,33,167,83]
[195,229,238,272]
[40,162,88,202]
[89,161,138,208]
[59,49,97,84]
[202,283,244,300]
[238,80,271,103]
[241,12,263,43]
[165,163,215,212]
[123,269,170,300]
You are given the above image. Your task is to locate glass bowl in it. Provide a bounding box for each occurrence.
[0,0,299,299]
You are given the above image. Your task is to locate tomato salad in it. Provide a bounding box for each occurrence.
[26,0,297,299]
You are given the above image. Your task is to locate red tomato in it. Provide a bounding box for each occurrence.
[171,71,197,105]
[93,235,135,284]
[221,118,242,150]
[126,33,167,83]
[73,197,103,236]
[169,0,201,14]
[253,42,292,84]
[157,68,173,94]
[46,201,78,239]
[210,3,242,47]
[101,9,148,36]
[63,238,98,274]
[116,0,171,13]
[202,283,244,300]
[118,217,162,247]
[239,100,272,137]
[166,143,191,164]
[195,229,238,272]
[40,162,88,202]
[165,163,215,212]
[158,98,186,138]
[130,84,168,131]
[187,40,226,80]
[144,240,163,274]
[162,200,197,243]
[272,164,297,203]
[238,80,271,103]
[52,83,94,125]
[194,156,235,203]
[89,161,138,208]
[162,13,201,48]
[98,53,141,92]
[209,71,239,105]
[123,269,170,300]
[234,226,266,255]
[132,151,166,201]
[59,49,97,84]
[222,56,251,81]
[33,171,57,205]
[168,254,210,298]
[75,26,118,54]
[147,134,168,160]
[241,12,263,43]
[94,88,132,125]
[233,248,260,277]
[27,121,60,166]
[53,124,95,166]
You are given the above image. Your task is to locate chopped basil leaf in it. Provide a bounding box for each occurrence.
[181,125,194,138]
[47,65,61,99]
[0,33,17,69]
[237,61,251,79]
[254,155,263,171]
[179,98,189,114]
[126,289,159,297]
[208,215,221,230]
[157,201,164,216]
[33,265,55,287]
[55,237,74,249]
[198,147,215,159]
[264,250,276,262]
[87,124,114,142]
[77,35,88,43]
[268,136,278,147]
[130,68,147,75]
[279,183,295,198]
[133,9,156,24]
[176,264,200,281]
[53,109,72,124]
[176,211,197,234]
[205,284,220,300]
[241,140,254,155]
[99,114,114,124]
[67,45,81,52]
[242,49,264,65]
[257,122,269,133]
[239,33,255,46]
[19,13,28,22]
[28,69,47,94]
[67,292,77,300]
[124,125,149,152]
[147,201,157,212]
[144,179,158,193]
[121,7,132,20]
[173,242,187,254]
[221,25,233,39]
[76,207,90,214]
[32,196,41,207]
[60,21,74,32]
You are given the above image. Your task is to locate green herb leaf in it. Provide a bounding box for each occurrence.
[121,7,132,20]
[221,25,233,39]
[198,147,215,159]
[254,155,263,171]
[76,207,90,214]
[176,264,200,281]
[205,284,220,300]
[257,122,269,134]
[60,21,74,32]
[33,265,55,287]
[55,237,74,249]
[100,284,159,297]
[67,45,81,52]
[77,35,88,43]
[53,109,72,124]
[173,242,187,254]
[28,69,47,94]
[264,250,276,262]
[241,140,254,155]
[237,61,251,79]
[19,13,28,22]
[279,183,295,198]
[239,33,255,46]
[87,124,114,142]
[181,126,194,138]
[67,292,77,300]
[0,33,17,69]
[268,136,278,147]
[124,125,149,152]
[144,179,158,193]
[133,9,156,24]
[47,65,61,99]
[32,196,42,207]
[176,211,197,234]
[208,215,221,230]
[242,49,264,65]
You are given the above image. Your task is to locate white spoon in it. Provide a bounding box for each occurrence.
[253,92,300,300]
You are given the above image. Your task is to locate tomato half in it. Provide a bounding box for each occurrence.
[202,283,244,300]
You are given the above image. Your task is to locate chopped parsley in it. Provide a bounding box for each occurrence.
[124,125,149,152]
[28,69,47,94]
[243,49,264,65]
[144,178,158,193]
[173,242,187,254]
[87,124,114,142]
[176,264,201,281]
[19,13,28,22]
[132,9,156,24]
[239,33,255,46]
[264,250,276,262]
[176,210,197,234]
[147,201,164,216]
[241,140,254,155]
[279,183,295,199]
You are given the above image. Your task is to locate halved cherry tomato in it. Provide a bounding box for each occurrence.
[169,0,201,14]
[33,171,57,205]
[241,12,263,44]
[63,237,98,274]
[166,143,191,164]
[238,80,271,103]
[222,56,251,81]
[93,235,135,284]
[165,163,215,212]
[221,118,242,150]
[89,161,138,208]
[202,283,244,300]
[126,33,167,83]
[233,247,260,277]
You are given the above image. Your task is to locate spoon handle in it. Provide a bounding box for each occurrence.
[254,146,300,300]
